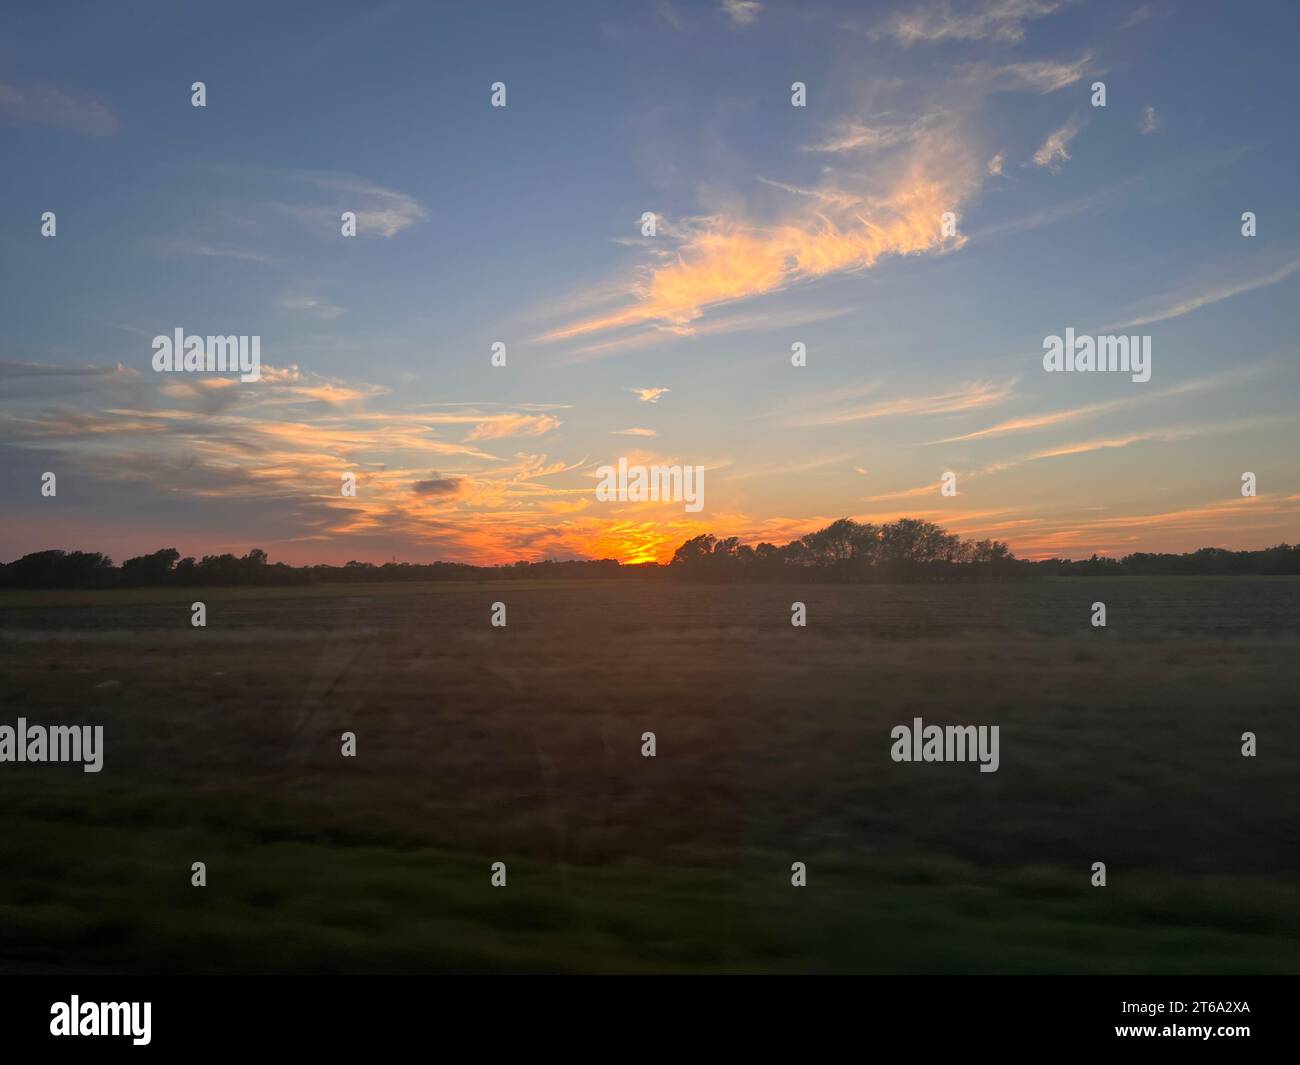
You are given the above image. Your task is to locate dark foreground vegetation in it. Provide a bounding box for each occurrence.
[0,579,1296,973]
[4,517,1300,589]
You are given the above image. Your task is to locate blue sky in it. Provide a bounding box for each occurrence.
[2,0,1298,564]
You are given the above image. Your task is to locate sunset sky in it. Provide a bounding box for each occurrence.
[2,0,1298,566]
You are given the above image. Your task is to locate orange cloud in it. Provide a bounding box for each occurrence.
[463,414,562,441]
[542,156,972,344]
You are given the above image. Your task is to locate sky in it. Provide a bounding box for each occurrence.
[1,0,1298,566]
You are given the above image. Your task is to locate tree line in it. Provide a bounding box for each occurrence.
[668,518,1300,581]
[0,547,626,589]
[2,518,1298,589]
[670,518,1022,581]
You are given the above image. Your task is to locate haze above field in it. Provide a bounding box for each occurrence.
[2,1,1298,565]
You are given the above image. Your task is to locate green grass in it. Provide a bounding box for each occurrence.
[1,578,1296,973]
[2,798,1293,974]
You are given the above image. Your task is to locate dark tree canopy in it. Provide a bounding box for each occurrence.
[670,518,1020,581]
[2,520,1297,588]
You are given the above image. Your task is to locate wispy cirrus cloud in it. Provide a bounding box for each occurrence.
[874,0,1069,45]
[462,414,562,441]
[976,53,1094,94]
[802,112,944,154]
[555,303,854,363]
[928,370,1253,444]
[279,292,345,320]
[155,365,386,413]
[790,379,1015,428]
[151,239,274,264]
[864,480,947,502]
[1105,255,1300,330]
[278,172,430,238]
[1026,425,1206,461]
[542,149,975,344]
[535,35,1095,354]
[1032,116,1084,170]
[932,397,1129,444]
[969,176,1136,241]
[727,453,854,482]
[0,80,119,136]
[975,416,1276,477]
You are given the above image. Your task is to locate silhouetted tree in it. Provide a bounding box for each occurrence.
[121,548,181,586]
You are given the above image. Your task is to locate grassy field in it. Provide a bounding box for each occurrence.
[1,577,1297,973]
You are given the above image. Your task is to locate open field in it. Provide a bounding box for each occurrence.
[1,577,1297,973]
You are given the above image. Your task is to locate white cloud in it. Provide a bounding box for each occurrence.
[282,173,430,238]
[722,0,762,26]
[1032,117,1083,171]
[877,0,1067,45]
[983,54,1094,94]
[803,113,943,154]
[279,293,345,320]
[0,81,119,136]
